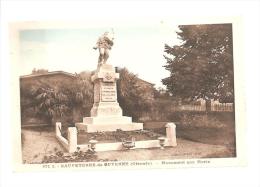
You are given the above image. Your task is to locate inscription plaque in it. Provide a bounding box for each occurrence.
[101,82,117,102]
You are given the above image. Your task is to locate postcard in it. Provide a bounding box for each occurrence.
[9,17,246,172]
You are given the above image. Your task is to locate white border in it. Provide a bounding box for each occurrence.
[10,18,246,172]
[1,1,260,187]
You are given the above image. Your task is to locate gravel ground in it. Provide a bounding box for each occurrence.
[22,128,65,163]
[21,128,232,164]
[97,138,232,161]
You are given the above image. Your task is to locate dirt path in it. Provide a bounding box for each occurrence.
[22,129,65,163]
[97,138,232,161]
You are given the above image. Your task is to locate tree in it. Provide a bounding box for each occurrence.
[62,71,94,121]
[27,81,70,125]
[20,71,93,125]
[162,24,234,110]
[154,86,172,99]
[117,68,154,121]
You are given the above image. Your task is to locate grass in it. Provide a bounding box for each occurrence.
[176,125,236,157]
[177,112,236,157]
[145,112,236,157]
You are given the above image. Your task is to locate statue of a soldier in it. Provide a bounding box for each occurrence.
[93,31,114,67]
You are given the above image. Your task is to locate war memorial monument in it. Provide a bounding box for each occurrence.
[55,31,177,153]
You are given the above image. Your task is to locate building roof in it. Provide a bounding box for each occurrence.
[20,71,76,79]
[115,66,155,86]
[20,70,155,86]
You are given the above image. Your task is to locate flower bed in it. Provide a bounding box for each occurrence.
[77,129,162,144]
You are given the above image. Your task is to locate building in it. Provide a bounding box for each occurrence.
[20,71,76,87]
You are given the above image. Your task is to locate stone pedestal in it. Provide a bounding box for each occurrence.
[76,64,143,132]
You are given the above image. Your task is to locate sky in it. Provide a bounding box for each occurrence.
[19,24,180,88]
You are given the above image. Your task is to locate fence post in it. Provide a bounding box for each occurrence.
[165,123,177,146]
[55,122,62,137]
[68,127,77,153]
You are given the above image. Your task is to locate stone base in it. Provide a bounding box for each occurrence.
[90,102,123,117]
[75,122,143,133]
[83,116,132,124]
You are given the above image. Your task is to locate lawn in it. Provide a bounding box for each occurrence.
[144,112,236,157]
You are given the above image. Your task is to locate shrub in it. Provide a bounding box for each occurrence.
[117,68,154,121]
[20,71,93,126]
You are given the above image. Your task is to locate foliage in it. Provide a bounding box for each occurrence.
[41,148,98,163]
[177,113,226,128]
[162,24,234,104]
[20,71,93,125]
[26,81,69,124]
[61,71,94,117]
[117,68,154,121]
[77,129,161,144]
[153,87,172,99]
[175,112,236,157]
[21,67,155,124]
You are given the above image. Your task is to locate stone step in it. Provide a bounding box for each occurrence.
[75,122,143,133]
[83,116,132,124]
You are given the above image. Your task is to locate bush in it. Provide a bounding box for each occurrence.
[166,111,233,128]
[41,149,98,163]
[20,71,93,126]
[117,68,154,121]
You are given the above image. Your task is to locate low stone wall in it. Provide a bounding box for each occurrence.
[56,122,177,153]
[55,122,69,152]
